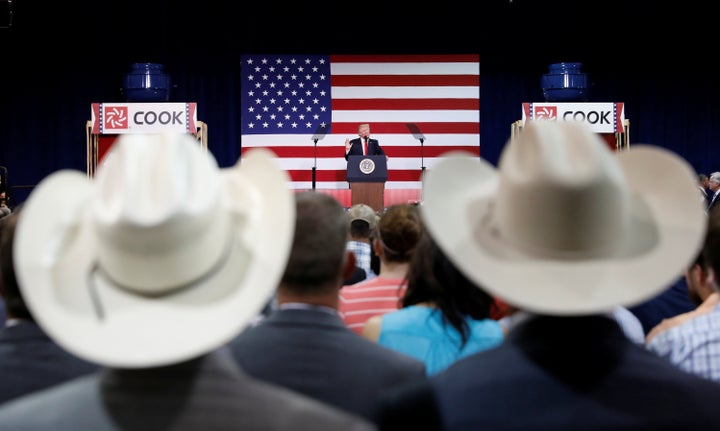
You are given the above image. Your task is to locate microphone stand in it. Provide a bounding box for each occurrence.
[420,138,426,203]
[312,138,318,190]
[404,123,427,204]
[310,125,328,191]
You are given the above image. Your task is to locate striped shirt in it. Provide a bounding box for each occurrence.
[338,276,406,335]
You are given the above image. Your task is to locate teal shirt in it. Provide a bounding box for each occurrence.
[378,305,504,375]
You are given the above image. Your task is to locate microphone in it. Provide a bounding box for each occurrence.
[311,124,328,144]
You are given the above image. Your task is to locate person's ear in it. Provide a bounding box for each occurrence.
[372,237,383,256]
[707,267,718,290]
[687,263,703,284]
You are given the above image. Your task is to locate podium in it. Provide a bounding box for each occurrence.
[347,155,388,212]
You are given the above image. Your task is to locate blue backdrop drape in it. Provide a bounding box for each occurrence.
[1,2,718,205]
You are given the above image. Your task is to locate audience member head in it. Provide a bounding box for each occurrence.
[12,133,295,368]
[0,191,11,219]
[421,120,706,316]
[402,230,495,346]
[701,202,720,292]
[0,209,33,321]
[709,172,720,193]
[685,248,713,307]
[280,191,353,298]
[699,173,709,189]
[347,203,378,240]
[374,203,423,264]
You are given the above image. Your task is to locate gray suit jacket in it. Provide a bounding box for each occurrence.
[0,348,376,430]
[229,307,426,424]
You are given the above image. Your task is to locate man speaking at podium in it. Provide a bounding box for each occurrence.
[344,123,387,160]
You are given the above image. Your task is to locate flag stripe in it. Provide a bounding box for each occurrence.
[332,111,479,123]
[241,134,480,148]
[332,98,478,110]
[240,54,479,191]
[331,87,478,99]
[242,145,479,158]
[330,75,479,86]
[266,156,470,171]
[329,54,480,63]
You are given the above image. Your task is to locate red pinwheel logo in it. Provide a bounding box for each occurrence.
[104,107,129,129]
[534,106,557,121]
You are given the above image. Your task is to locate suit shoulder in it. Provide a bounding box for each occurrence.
[349,335,426,374]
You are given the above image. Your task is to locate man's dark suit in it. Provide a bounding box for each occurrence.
[379,315,720,430]
[0,348,375,430]
[229,307,426,424]
[345,137,386,160]
[0,320,99,404]
[709,191,720,212]
[344,266,367,285]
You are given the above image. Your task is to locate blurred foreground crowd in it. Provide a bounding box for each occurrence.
[1,122,720,430]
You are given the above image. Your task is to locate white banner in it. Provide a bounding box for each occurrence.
[522,102,625,133]
[91,102,197,134]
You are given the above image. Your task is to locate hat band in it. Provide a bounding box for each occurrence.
[480,206,625,260]
[85,233,236,320]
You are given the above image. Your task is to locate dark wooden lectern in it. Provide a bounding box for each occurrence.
[347,155,388,212]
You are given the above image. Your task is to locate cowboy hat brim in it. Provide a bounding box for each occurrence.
[422,147,707,315]
[14,148,294,368]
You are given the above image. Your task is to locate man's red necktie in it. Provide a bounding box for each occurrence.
[364,138,369,156]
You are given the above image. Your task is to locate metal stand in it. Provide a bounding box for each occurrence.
[312,138,319,190]
[310,125,328,191]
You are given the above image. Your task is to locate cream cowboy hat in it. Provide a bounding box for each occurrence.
[421,121,706,315]
[14,133,295,367]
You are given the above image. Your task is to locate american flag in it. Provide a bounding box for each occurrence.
[240,54,480,190]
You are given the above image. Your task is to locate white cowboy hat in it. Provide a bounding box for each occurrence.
[13,133,295,368]
[421,121,707,315]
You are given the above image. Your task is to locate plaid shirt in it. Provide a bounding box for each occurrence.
[646,303,720,381]
[345,240,376,280]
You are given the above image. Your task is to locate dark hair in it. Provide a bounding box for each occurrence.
[280,192,349,294]
[349,219,372,239]
[402,231,494,347]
